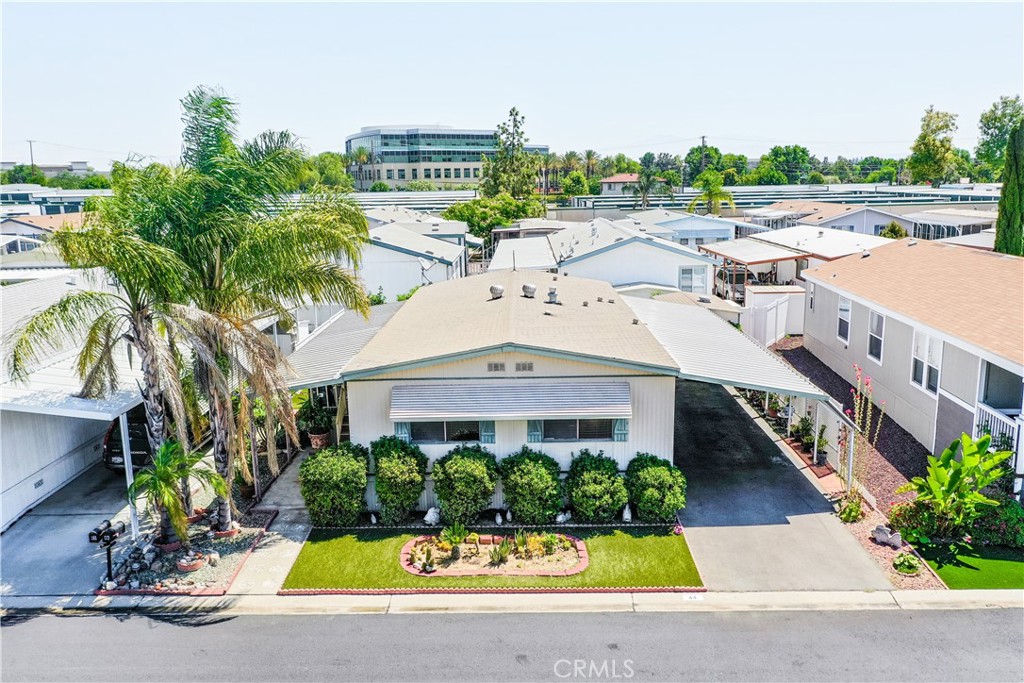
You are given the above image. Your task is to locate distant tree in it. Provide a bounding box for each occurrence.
[442,193,545,238]
[994,122,1023,256]
[404,180,437,192]
[369,181,391,192]
[743,160,788,186]
[879,221,908,239]
[310,152,353,190]
[864,166,898,184]
[908,106,958,186]
[720,153,748,174]
[721,168,739,186]
[79,174,112,189]
[653,152,681,172]
[583,150,600,178]
[764,145,811,183]
[604,153,641,175]
[350,146,372,190]
[4,164,46,185]
[687,170,734,215]
[560,150,582,176]
[480,107,536,199]
[976,95,1024,176]
[560,170,589,197]
[660,169,682,190]
[807,171,826,184]
[626,166,671,209]
[683,145,722,182]
[831,156,854,182]
[587,177,603,194]
[639,152,656,170]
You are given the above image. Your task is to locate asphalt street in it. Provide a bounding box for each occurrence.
[2,609,1022,682]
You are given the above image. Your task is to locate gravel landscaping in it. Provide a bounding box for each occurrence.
[843,507,946,590]
[771,337,929,510]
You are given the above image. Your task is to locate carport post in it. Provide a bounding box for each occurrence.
[119,411,140,542]
[812,401,821,465]
[846,429,856,493]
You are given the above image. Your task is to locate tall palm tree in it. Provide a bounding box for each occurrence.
[540,152,559,194]
[128,440,227,547]
[687,170,735,215]
[147,87,371,532]
[351,146,372,190]
[583,150,600,179]
[561,150,582,176]
[5,216,202,460]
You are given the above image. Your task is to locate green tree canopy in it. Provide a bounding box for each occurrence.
[994,121,1023,256]
[560,170,589,197]
[441,193,545,238]
[879,221,908,239]
[976,95,1024,175]
[687,170,734,214]
[683,145,722,182]
[908,106,959,186]
[3,164,47,185]
[480,107,535,199]
[764,145,811,183]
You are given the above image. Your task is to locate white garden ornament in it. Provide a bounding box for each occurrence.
[423,507,441,525]
[622,505,632,523]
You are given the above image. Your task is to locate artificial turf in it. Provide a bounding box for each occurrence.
[918,544,1024,590]
[282,526,703,590]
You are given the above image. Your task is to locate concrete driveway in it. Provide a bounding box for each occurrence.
[0,463,150,598]
[675,381,891,592]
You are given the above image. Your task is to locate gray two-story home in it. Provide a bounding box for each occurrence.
[802,238,1023,497]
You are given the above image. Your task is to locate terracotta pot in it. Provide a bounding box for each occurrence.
[214,527,240,539]
[176,557,205,572]
[155,540,182,552]
[309,432,330,450]
[239,484,256,499]
[767,408,779,418]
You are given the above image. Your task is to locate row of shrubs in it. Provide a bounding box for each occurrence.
[298,437,687,527]
[889,493,1024,549]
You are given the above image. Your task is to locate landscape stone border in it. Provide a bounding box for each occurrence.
[278,585,706,595]
[93,509,279,597]
[399,534,588,577]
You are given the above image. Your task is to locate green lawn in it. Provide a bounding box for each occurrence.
[282,527,703,590]
[918,544,1024,590]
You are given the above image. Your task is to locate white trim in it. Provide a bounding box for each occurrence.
[837,296,851,343]
[805,276,1024,376]
[909,329,942,397]
[867,309,884,365]
[938,387,975,413]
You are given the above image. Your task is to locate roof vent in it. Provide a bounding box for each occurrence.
[65,274,78,287]
[547,287,561,305]
[632,318,639,325]
[818,230,824,237]
[597,297,603,302]
[861,250,871,258]
[583,301,589,307]
[608,298,615,304]
[489,284,505,300]
[522,283,536,298]
[908,239,918,246]
[698,296,711,304]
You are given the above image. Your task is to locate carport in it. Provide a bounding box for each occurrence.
[698,238,803,299]
[1,350,144,540]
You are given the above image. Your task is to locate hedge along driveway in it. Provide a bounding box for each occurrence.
[281,527,703,591]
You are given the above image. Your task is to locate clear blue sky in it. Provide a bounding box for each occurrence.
[3,1,1021,169]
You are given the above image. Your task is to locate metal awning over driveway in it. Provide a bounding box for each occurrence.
[390,382,632,421]
[699,238,802,265]
[626,297,827,400]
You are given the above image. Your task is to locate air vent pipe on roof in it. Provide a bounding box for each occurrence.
[547,287,560,305]
[522,283,536,298]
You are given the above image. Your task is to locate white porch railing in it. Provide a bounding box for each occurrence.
[974,403,1020,452]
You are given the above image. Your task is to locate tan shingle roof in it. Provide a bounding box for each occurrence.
[344,270,678,375]
[1,212,85,232]
[803,239,1024,367]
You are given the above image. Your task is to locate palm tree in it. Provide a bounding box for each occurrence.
[561,150,582,176]
[540,152,559,194]
[351,146,372,190]
[147,87,371,532]
[6,216,202,461]
[128,440,227,547]
[626,167,671,210]
[687,170,735,215]
[583,150,600,179]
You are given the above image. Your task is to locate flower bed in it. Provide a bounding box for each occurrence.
[400,533,587,577]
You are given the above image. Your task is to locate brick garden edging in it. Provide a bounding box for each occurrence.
[278,585,706,595]
[399,534,588,577]
[93,509,279,598]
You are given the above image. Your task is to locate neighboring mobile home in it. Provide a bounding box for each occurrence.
[802,239,1024,495]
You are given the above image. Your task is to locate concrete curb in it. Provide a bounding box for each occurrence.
[3,589,1021,616]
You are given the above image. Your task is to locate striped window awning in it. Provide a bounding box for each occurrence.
[389,382,632,421]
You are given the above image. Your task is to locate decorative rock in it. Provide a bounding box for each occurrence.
[423,507,441,525]
[871,525,903,549]
[129,580,140,590]
[495,512,503,526]
[150,561,163,573]
[207,551,220,567]
[622,505,632,523]
[555,511,572,524]
[206,531,216,539]
[104,581,117,591]
[370,513,378,525]
[506,510,513,523]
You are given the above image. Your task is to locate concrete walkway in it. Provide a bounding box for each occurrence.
[676,382,892,592]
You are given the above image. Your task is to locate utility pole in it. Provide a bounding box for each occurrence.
[27,140,37,173]
[699,135,707,173]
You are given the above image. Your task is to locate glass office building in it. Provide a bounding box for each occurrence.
[345,125,548,189]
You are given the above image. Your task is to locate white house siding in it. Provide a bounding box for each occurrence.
[1,410,107,530]
[347,352,676,475]
[809,210,913,236]
[803,284,939,451]
[357,243,459,301]
[560,242,714,294]
[939,343,980,406]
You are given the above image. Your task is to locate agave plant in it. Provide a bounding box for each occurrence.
[127,440,228,547]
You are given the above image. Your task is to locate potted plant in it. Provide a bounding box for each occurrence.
[127,440,228,552]
[297,395,333,450]
[235,465,256,500]
[801,432,816,453]
[766,395,781,418]
[814,426,830,465]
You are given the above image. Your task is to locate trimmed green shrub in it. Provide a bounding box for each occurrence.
[310,442,369,469]
[431,445,498,524]
[299,451,367,527]
[566,449,626,522]
[971,494,1024,548]
[498,446,562,524]
[625,453,687,522]
[375,454,424,524]
[371,435,428,475]
[888,499,939,544]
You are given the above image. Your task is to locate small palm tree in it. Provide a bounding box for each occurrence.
[583,149,600,178]
[129,440,227,547]
[351,146,372,190]
[626,168,671,209]
[687,170,735,215]
[562,150,582,176]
